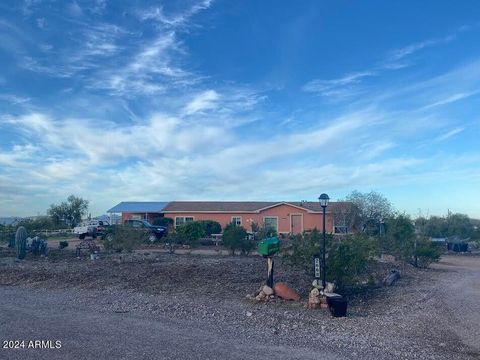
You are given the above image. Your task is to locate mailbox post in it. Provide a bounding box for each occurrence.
[257,237,280,288]
[313,252,321,282]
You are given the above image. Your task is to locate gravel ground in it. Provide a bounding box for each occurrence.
[0,249,479,360]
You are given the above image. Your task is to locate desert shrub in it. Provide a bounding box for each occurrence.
[16,216,57,232]
[58,241,69,249]
[162,231,183,253]
[176,221,206,247]
[222,223,249,255]
[327,235,379,290]
[152,217,174,228]
[384,215,441,268]
[103,226,147,252]
[282,229,324,272]
[283,230,378,291]
[383,214,416,261]
[414,237,442,268]
[198,220,222,235]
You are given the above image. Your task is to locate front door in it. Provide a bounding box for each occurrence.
[291,214,302,234]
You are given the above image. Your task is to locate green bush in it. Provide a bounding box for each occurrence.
[282,229,323,272]
[198,220,222,235]
[176,221,206,247]
[327,235,379,290]
[414,237,442,268]
[222,223,249,255]
[103,226,147,252]
[58,241,69,249]
[283,230,378,291]
[384,214,441,268]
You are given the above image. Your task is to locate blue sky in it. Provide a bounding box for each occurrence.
[0,0,479,218]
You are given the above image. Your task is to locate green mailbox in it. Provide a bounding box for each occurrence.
[257,237,280,256]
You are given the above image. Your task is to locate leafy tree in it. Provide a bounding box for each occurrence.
[423,216,447,237]
[222,222,249,255]
[345,190,393,235]
[445,213,474,238]
[421,213,474,238]
[47,195,89,228]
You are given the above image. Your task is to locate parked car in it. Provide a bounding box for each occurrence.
[73,220,111,240]
[122,220,168,242]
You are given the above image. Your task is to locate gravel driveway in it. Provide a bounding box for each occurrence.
[0,253,479,359]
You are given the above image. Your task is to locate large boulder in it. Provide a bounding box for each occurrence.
[273,283,300,301]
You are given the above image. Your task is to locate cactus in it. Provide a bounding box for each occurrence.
[15,226,27,260]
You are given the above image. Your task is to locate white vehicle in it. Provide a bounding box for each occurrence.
[73,220,110,240]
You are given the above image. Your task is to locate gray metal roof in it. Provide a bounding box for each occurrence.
[107,202,169,213]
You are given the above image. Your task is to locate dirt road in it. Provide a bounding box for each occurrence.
[0,254,479,359]
[0,286,337,360]
[430,256,480,353]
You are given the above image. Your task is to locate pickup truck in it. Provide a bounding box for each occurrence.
[73,220,110,240]
[123,219,168,242]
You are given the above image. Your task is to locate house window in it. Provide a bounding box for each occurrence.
[333,218,349,234]
[231,217,242,226]
[175,216,194,227]
[264,217,278,232]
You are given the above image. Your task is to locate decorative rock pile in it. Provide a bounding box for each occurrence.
[247,283,301,302]
[308,280,338,310]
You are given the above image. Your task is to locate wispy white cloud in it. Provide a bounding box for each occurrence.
[184,90,219,114]
[302,71,374,98]
[138,0,213,28]
[0,93,30,104]
[303,25,475,100]
[436,127,465,142]
[421,92,477,110]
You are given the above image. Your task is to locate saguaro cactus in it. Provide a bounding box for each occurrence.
[15,226,27,260]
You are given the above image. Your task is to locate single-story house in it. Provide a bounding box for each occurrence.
[162,201,353,235]
[107,202,169,224]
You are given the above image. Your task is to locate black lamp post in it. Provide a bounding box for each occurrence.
[318,193,330,289]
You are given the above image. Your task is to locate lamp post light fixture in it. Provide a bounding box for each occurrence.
[318,193,330,289]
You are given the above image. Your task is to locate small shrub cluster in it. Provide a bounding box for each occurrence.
[103,226,147,252]
[222,223,253,255]
[327,235,379,290]
[283,230,379,291]
[58,241,69,249]
[161,220,221,253]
